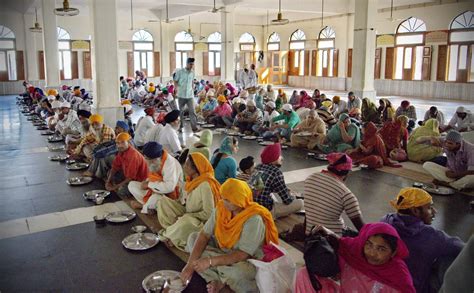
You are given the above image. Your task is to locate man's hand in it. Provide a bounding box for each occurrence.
[445,170,459,179]
[141,181,149,190]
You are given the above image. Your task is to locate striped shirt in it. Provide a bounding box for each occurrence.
[304,172,362,236]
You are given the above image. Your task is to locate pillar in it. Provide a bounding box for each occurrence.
[160,21,171,82]
[41,0,60,88]
[351,0,377,100]
[90,0,122,127]
[23,13,39,81]
[221,7,235,83]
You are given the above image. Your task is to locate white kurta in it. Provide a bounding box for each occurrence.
[128,154,184,214]
[56,110,82,136]
[134,115,155,147]
[145,124,164,144]
[158,124,182,156]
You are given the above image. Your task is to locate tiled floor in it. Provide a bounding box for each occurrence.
[1,94,472,291]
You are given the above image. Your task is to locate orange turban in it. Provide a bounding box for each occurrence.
[214,178,279,249]
[217,95,227,103]
[115,132,131,142]
[47,89,58,96]
[121,100,131,105]
[89,114,103,124]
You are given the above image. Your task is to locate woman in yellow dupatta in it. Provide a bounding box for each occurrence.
[407,118,443,162]
[181,178,278,293]
[157,152,221,251]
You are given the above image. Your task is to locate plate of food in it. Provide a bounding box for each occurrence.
[259,141,274,146]
[37,126,49,130]
[243,135,257,140]
[48,145,66,152]
[47,135,64,143]
[105,211,136,223]
[314,153,328,161]
[422,184,455,196]
[33,121,46,126]
[201,124,215,128]
[226,131,240,136]
[66,162,90,171]
[83,190,111,201]
[296,131,312,137]
[41,130,55,136]
[122,233,160,251]
[49,154,69,162]
[142,270,188,293]
[66,176,93,186]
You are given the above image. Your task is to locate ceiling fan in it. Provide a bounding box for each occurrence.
[162,0,184,24]
[271,0,289,25]
[54,0,79,16]
[209,0,227,13]
[29,7,43,33]
[386,0,405,22]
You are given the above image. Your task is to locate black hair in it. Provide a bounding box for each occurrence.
[239,156,254,172]
[348,91,354,96]
[374,233,398,253]
[177,148,190,165]
[120,76,124,80]
[212,137,238,169]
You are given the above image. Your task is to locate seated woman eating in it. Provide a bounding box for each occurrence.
[211,136,239,184]
[290,109,327,150]
[407,118,443,163]
[318,113,361,153]
[157,152,221,251]
[379,115,409,162]
[295,222,415,293]
[348,122,400,169]
[180,178,279,293]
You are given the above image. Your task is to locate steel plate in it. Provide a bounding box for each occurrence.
[243,135,257,140]
[105,211,136,223]
[296,131,312,137]
[315,154,328,161]
[37,126,49,130]
[66,162,89,171]
[49,154,69,161]
[201,124,215,128]
[122,233,160,250]
[423,185,455,195]
[67,176,93,186]
[83,190,111,201]
[48,145,66,152]
[41,130,55,136]
[142,270,188,293]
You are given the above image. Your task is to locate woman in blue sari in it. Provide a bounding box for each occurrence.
[318,113,361,153]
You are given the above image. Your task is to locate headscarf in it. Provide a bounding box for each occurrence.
[362,98,379,123]
[390,187,432,211]
[198,129,213,147]
[410,118,439,141]
[332,96,340,104]
[338,223,415,293]
[299,91,311,108]
[327,152,352,172]
[218,136,234,155]
[378,119,404,151]
[361,122,396,166]
[289,91,299,106]
[214,178,279,249]
[185,152,221,204]
[217,95,227,103]
[446,130,463,143]
[339,113,350,123]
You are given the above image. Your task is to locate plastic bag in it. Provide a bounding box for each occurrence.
[248,242,296,293]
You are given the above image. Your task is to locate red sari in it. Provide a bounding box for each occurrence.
[378,120,408,153]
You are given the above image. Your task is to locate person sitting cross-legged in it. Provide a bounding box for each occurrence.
[106,133,148,196]
[381,187,465,293]
[263,103,300,141]
[290,109,326,150]
[235,100,263,134]
[158,110,182,157]
[129,142,183,214]
[72,114,115,162]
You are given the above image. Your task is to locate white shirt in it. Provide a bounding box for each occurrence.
[158,124,182,156]
[448,112,474,131]
[238,69,257,89]
[423,110,445,127]
[263,110,280,125]
[134,115,155,147]
[145,124,164,144]
[56,110,82,135]
[148,154,183,195]
[332,100,348,117]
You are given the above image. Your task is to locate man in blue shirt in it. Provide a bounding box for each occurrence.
[174,58,198,132]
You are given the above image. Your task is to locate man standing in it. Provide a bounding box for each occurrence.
[382,187,464,293]
[422,130,474,190]
[238,64,257,101]
[174,58,198,132]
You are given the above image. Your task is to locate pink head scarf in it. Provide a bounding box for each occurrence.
[327,153,352,172]
[338,223,415,293]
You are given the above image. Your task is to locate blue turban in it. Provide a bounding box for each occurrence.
[115,120,129,131]
[142,142,163,159]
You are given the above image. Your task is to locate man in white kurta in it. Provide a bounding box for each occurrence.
[158,110,182,157]
[129,142,183,214]
[134,107,156,148]
[55,102,82,145]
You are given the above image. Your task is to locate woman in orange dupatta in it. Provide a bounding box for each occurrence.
[348,122,401,169]
[157,152,221,251]
[181,178,279,293]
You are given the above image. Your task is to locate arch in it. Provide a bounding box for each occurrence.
[290,29,306,41]
[132,29,153,42]
[268,32,280,43]
[57,27,70,40]
[207,32,221,43]
[0,25,15,39]
[397,17,426,34]
[239,32,255,43]
[450,10,474,30]
[175,31,193,42]
[319,26,335,39]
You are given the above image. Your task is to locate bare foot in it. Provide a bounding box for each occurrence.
[207,281,225,293]
[130,200,143,209]
[164,238,174,248]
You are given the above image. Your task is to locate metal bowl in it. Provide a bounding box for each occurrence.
[315,154,328,161]
[48,145,66,152]
[93,215,106,226]
[132,225,147,233]
[83,190,111,201]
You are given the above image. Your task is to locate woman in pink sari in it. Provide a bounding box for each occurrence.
[297,90,312,109]
[295,222,416,293]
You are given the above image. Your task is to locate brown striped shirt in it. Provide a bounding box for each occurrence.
[304,172,362,236]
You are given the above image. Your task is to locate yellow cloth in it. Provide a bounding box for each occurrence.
[74,89,81,96]
[47,89,58,96]
[185,152,221,204]
[89,114,103,124]
[390,187,432,210]
[333,96,340,103]
[214,178,279,250]
[217,95,227,103]
[148,86,156,93]
[121,100,131,105]
[115,132,131,142]
[322,100,332,108]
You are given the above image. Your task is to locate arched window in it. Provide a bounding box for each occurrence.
[447,11,474,82]
[0,25,17,81]
[174,31,193,69]
[289,29,305,50]
[267,32,280,51]
[394,17,427,80]
[132,29,154,76]
[57,27,72,79]
[207,32,221,76]
[315,26,338,77]
[239,32,255,51]
[289,29,306,76]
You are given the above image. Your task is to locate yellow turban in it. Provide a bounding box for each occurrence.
[332,96,340,103]
[390,187,432,211]
[74,89,81,96]
[148,86,156,93]
[47,89,58,96]
[321,100,333,109]
[115,132,131,142]
[121,100,131,105]
[217,95,227,103]
[214,178,279,249]
[89,114,103,124]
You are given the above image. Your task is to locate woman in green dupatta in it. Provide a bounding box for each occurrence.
[407,118,442,162]
[188,129,213,160]
[318,113,361,153]
[361,98,380,124]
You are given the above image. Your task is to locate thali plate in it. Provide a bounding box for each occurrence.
[83,190,111,201]
[214,128,227,133]
[37,126,49,130]
[422,185,455,196]
[197,121,206,125]
[259,141,274,146]
[296,131,312,137]
[201,124,215,128]
[66,162,89,171]
[315,154,328,161]
[33,121,45,126]
[243,135,257,140]
[226,131,240,136]
[142,270,188,293]
[122,233,160,251]
[67,176,93,186]
[48,145,66,152]
[41,130,55,136]
[105,211,136,223]
[47,136,64,143]
[49,154,69,161]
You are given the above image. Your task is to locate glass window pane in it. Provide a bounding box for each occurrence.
[134,51,140,72]
[317,50,323,76]
[294,50,299,67]
[450,31,474,43]
[141,52,147,69]
[470,44,474,82]
[240,44,254,51]
[414,46,423,80]
[176,52,182,69]
[447,45,458,81]
[395,47,404,79]
[268,43,279,51]
[209,52,214,75]
[58,52,63,70]
[134,42,153,50]
[7,50,16,80]
[323,50,328,68]
[0,52,6,71]
[328,49,334,76]
[0,40,15,49]
[318,40,334,49]
[396,34,423,45]
[216,52,220,68]
[147,51,154,76]
[289,41,305,50]
[209,44,221,51]
[58,41,70,50]
[176,43,193,51]
[299,50,305,76]
[458,45,468,69]
[404,47,412,69]
[63,51,71,79]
